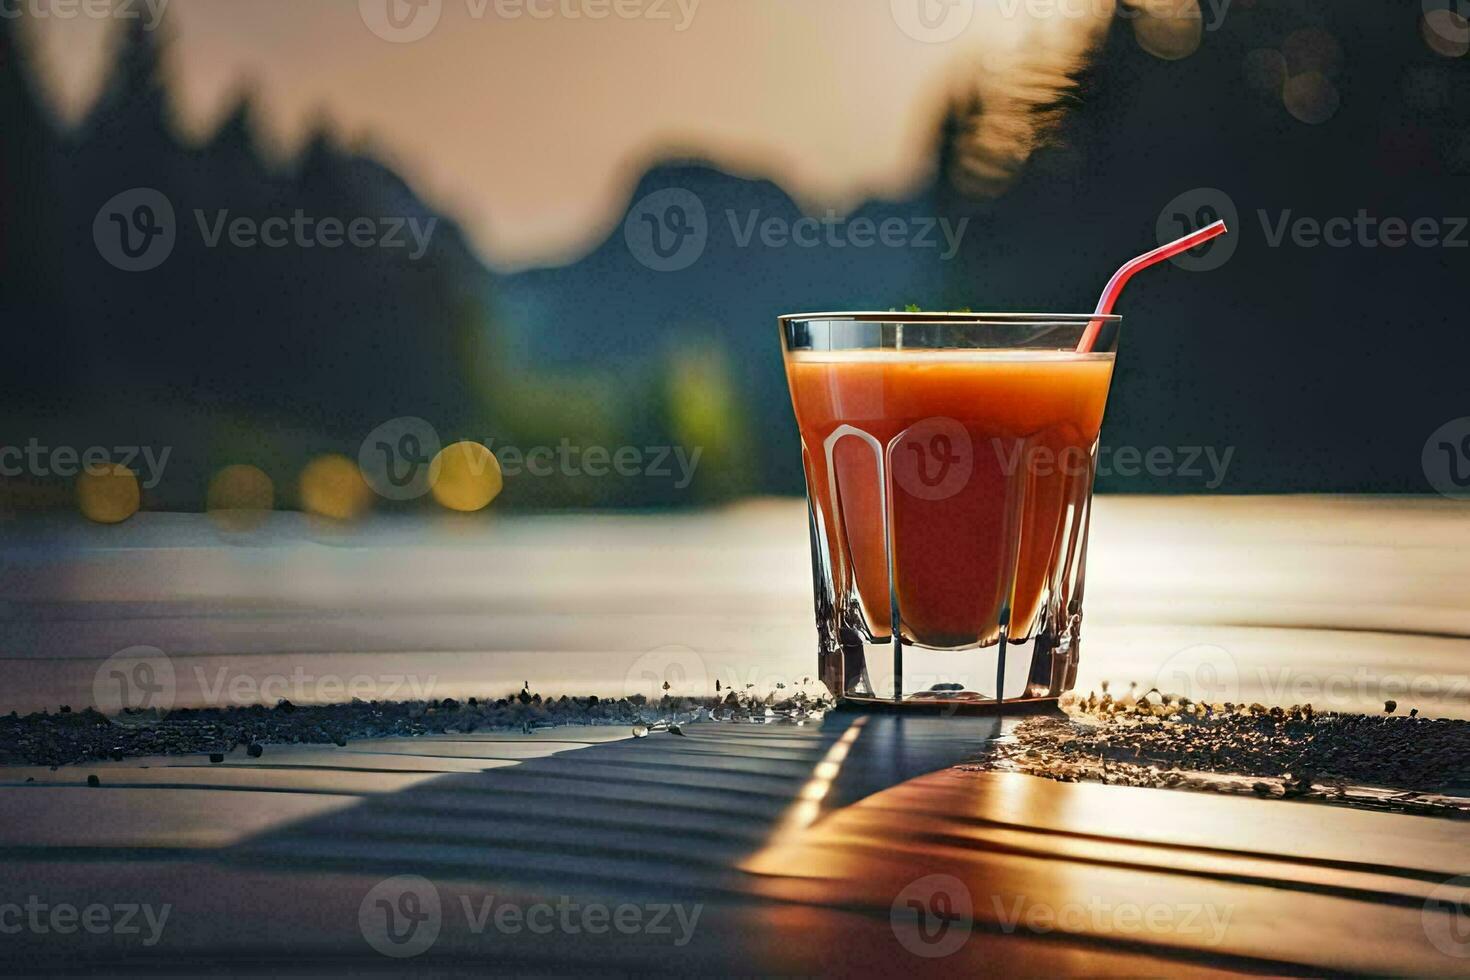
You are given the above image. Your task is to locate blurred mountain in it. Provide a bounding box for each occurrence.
[496,162,962,495]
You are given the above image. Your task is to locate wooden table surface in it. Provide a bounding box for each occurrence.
[1,496,1468,974]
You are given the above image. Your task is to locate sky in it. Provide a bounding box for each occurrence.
[20,0,1128,268]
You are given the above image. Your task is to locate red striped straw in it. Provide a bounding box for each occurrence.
[1076,219,1229,353]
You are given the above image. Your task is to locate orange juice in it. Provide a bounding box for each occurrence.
[786,350,1114,649]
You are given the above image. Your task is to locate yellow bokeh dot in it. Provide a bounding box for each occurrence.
[1132,1,1203,61]
[77,463,140,524]
[430,441,502,512]
[299,454,374,521]
[207,464,274,531]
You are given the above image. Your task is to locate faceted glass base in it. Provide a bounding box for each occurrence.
[818,616,1081,709]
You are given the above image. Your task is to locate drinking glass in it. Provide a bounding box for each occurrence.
[780,312,1121,710]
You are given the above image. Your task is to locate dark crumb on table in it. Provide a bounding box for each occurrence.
[963,686,1470,819]
[0,690,831,768]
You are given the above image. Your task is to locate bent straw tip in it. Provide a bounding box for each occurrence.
[1077,218,1231,351]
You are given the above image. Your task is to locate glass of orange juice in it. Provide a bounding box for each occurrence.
[780,311,1121,710]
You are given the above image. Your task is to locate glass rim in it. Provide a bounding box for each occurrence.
[780,310,1121,325]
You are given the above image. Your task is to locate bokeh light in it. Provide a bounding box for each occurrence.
[299,454,374,521]
[206,464,275,531]
[1422,8,1470,58]
[1283,72,1340,125]
[76,463,140,524]
[1131,0,1203,61]
[429,441,503,513]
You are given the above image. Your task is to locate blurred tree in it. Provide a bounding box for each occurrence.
[663,339,756,503]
